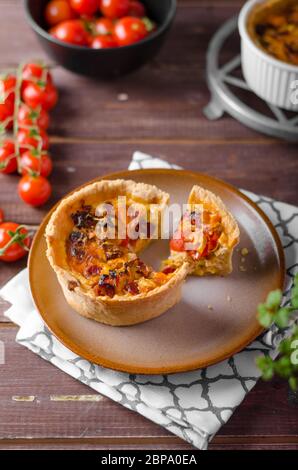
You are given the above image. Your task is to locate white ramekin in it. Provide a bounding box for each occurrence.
[238,0,298,111]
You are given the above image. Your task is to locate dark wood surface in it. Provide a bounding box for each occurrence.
[0,0,297,450]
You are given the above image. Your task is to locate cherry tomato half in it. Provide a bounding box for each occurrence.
[70,0,98,16]
[91,34,118,48]
[17,128,49,154]
[21,150,53,178]
[51,19,89,46]
[18,105,50,131]
[99,0,130,19]
[114,16,147,46]
[170,238,185,252]
[18,175,52,207]
[94,17,115,35]
[0,140,17,174]
[22,82,58,111]
[0,222,31,262]
[45,0,76,27]
[128,1,145,17]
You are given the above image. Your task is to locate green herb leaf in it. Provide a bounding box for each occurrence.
[274,307,290,328]
[274,356,292,378]
[292,297,298,309]
[256,355,274,380]
[265,289,282,310]
[257,304,272,327]
[289,376,298,391]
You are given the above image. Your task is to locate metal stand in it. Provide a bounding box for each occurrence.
[204,17,298,141]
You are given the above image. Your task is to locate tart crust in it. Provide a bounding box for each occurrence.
[168,185,240,276]
[46,179,189,326]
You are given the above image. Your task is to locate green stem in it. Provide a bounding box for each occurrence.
[0,225,29,256]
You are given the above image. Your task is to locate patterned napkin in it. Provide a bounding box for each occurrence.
[1,152,297,450]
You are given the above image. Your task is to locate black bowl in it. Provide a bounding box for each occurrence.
[24,0,176,79]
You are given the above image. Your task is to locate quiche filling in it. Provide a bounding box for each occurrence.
[66,200,176,298]
[169,207,224,261]
[252,1,298,65]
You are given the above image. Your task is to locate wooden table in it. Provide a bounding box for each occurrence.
[0,0,297,450]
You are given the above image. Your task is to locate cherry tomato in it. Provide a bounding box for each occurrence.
[22,63,53,90]
[0,222,31,262]
[128,1,145,17]
[91,35,118,48]
[51,19,89,46]
[206,231,220,253]
[17,128,49,154]
[18,105,50,131]
[0,209,4,224]
[170,238,185,252]
[70,0,98,15]
[0,75,16,129]
[22,82,58,111]
[99,0,130,19]
[162,265,176,275]
[21,150,53,178]
[0,140,17,174]
[114,16,147,46]
[45,0,76,27]
[0,75,16,100]
[0,98,14,130]
[94,17,115,35]
[18,175,52,207]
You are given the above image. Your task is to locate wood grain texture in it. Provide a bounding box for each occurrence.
[0,0,297,450]
[0,327,297,449]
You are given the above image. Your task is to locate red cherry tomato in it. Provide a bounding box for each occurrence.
[0,209,4,224]
[0,98,14,130]
[21,151,53,178]
[162,265,176,275]
[51,19,89,46]
[0,140,17,174]
[128,1,145,17]
[22,82,58,111]
[94,17,115,35]
[45,0,76,27]
[91,35,118,48]
[170,238,185,252]
[0,75,16,100]
[17,128,49,154]
[207,232,219,252]
[0,222,31,262]
[22,63,53,89]
[18,175,52,207]
[99,0,130,19]
[114,16,147,46]
[0,75,16,129]
[18,105,50,131]
[70,0,98,15]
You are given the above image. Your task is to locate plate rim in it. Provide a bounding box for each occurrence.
[29,169,285,374]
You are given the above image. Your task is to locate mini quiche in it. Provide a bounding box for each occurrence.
[164,185,240,276]
[45,179,189,326]
[248,0,298,66]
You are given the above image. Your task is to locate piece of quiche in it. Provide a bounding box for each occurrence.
[46,179,189,326]
[164,185,240,276]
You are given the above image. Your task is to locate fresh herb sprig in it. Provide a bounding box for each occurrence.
[256,273,298,390]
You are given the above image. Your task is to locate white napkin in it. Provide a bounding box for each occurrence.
[1,152,297,450]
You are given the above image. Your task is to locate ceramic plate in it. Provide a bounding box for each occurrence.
[29,170,285,374]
